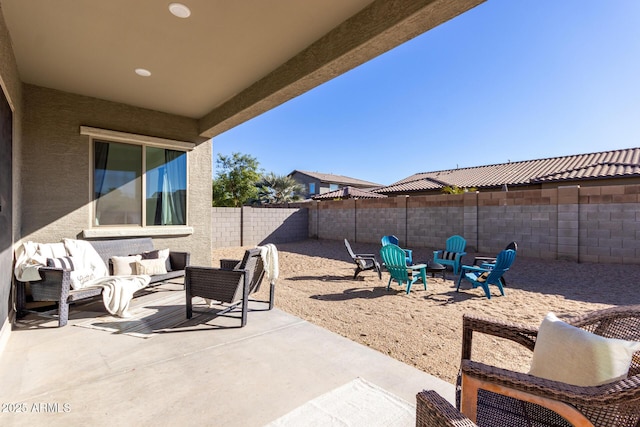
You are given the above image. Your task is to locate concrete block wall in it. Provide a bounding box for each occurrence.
[476,189,559,259]
[242,207,308,246]
[578,185,640,264]
[317,200,356,241]
[305,184,640,265]
[211,207,308,248]
[355,198,406,244]
[211,207,242,247]
[407,195,466,249]
[211,184,640,264]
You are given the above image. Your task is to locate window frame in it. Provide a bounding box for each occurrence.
[81,126,194,237]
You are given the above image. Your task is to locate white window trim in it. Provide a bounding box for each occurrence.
[82,126,192,236]
[82,226,194,238]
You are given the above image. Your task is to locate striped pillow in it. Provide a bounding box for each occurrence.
[442,251,457,260]
[46,256,77,271]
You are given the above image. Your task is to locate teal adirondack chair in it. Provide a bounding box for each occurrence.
[379,244,427,294]
[381,235,413,265]
[433,235,467,275]
[456,249,516,299]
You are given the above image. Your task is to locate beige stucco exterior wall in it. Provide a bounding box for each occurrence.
[21,85,213,267]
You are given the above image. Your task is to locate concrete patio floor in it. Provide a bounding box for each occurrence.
[0,282,453,426]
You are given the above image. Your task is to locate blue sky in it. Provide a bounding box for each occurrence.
[212,0,640,186]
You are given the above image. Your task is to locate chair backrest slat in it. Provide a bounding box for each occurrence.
[344,239,356,259]
[380,244,409,282]
[446,235,467,253]
[486,249,516,283]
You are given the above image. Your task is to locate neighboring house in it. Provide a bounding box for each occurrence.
[312,186,387,200]
[376,147,640,196]
[0,1,483,349]
[289,170,383,199]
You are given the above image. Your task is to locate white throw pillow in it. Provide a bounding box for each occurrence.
[529,312,640,386]
[135,258,167,275]
[111,255,142,276]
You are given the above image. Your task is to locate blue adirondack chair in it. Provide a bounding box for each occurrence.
[456,249,516,299]
[379,244,427,294]
[381,235,413,265]
[433,235,467,275]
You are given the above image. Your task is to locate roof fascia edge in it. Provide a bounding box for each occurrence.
[198,0,486,138]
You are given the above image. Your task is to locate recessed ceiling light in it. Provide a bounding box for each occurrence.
[135,68,152,77]
[169,3,191,18]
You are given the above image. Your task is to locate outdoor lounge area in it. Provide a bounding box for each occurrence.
[3,238,639,425]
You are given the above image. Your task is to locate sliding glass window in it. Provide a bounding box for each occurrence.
[94,140,187,226]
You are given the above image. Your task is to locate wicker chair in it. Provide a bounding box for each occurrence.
[185,248,272,327]
[416,305,640,427]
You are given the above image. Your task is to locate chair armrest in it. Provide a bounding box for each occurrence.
[460,265,489,274]
[410,263,427,270]
[461,359,640,408]
[455,252,467,260]
[355,253,376,258]
[416,390,477,427]
[32,267,72,302]
[169,251,190,270]
[462,315,538,360]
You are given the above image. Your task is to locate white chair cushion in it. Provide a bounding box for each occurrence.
[529,312,640,386]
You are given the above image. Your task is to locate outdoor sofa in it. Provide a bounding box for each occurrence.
[16,237,190,327]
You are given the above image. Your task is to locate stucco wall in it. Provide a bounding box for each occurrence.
[21,85,212,267]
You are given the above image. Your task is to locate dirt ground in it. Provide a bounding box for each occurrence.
[212,239,640,384]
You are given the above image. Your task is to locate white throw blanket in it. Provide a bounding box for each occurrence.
[14,241,67,282]
[14,239,151,318]
[259,244,279,285]
[63,238,109,288]
[83,275,151,317]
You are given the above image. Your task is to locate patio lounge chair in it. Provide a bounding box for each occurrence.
[433,235,467,275]
[456,249,515,299]
[379,244,427,294]
[185,248,272,327]
[344,239,382,280]
[416,305,640,426]
[381,235,413,264]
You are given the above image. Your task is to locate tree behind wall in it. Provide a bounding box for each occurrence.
[212,152,261,207]
[257,173,304,204]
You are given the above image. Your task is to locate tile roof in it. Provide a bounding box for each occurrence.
[289,170,382,188]
[377,147,640,194]
[312,186,387,200]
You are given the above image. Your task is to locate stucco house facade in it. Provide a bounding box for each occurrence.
[0,0,485,352]
[289,170,382,199]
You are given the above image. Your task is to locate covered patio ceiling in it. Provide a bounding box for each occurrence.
[1,0,485,139]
